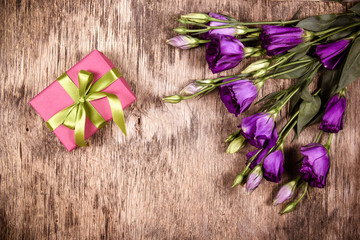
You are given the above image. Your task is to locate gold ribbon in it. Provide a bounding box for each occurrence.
[46,68,127,147]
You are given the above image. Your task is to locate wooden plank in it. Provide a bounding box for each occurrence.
[0,0,359,239]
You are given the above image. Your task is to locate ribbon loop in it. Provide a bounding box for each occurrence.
[45,68,126,147]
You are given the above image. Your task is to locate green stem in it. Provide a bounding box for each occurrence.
[207,19,300,25]
[294,182,308,205]
[311,22,360,44]
[266,62,312,79]
[266,53,296,71]
[277,59,314,69]
[313,26,343,37]
[324,133,334,152]
[278,110,300,138]
[238,37,260,42]
[315,131,323,143]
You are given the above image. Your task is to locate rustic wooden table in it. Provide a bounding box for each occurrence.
[1,0,359,239]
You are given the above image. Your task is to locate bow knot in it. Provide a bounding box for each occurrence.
[46,69,127,147]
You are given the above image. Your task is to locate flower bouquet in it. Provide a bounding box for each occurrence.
[163,3,360,214]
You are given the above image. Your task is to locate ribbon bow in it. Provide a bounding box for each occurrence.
[46,69,126,147]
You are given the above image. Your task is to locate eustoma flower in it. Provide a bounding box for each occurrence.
[219,79,258,116]
[315,39,351,70]
[260,25,305,56]
[246,165,263,193]
[246,149,284,183]
[206,35,245,73]
[239,113,276,148]
[319,94,346,133]
[299,143,330,188]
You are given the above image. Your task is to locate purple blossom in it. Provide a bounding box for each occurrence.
[219,79,258,116]
[262,150,284,183]
[206,34,245,73]
[203,12,235,38]
[246,149,284,183]
[260,25,304,56]
[239,113,277,148]
[320,95,346,133]
[315,39,350,70]
[299,143,330,188]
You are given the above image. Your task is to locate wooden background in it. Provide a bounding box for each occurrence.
[1,0,360,239]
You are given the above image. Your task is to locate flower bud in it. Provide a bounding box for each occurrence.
[173,26,188,35]
[280,202,297,214]
[303,30,314,42]
[180,13,210,24]
[242,59,271,74]
[273,180,297,205]
[226,135,246,154]
[162,95,183,104]
[243,47,263,57]
[167,35,201,50]
[196,79,214,84]
[246,165,263,193]
[180,82,205,96]
[225,130,240,143]
[232,174,244,188]
[234,26,249,35]
[253,69,267,78]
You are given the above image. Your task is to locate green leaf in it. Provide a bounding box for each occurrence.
[296,14,337,32]
[274,58,314,79]
[300,87,313,102]
[288,43,312,61]
[337,37,360,91]
[320,69,338,101]
[350,3,360,16]
[297,96,321,135]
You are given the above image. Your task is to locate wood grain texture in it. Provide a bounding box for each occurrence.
[0,0,359,239]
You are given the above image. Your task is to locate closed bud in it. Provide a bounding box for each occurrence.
[280,202,297,214]
[247,32,260,38]
[226,135,246,154]
[196,79,214,84]
[253,69,267,78]
[246,165,263,193]
[232,174,244,188]
[167,35,200,49]
[273,180,297,205]
[180,13,210,24]
[173,26,188,35]
[162,95,183,104]
[242,59,271,74]
[225,130,240,143]
[234,26,249,35]
[180,82,205,96]
[243,47,263,57]
[303,30,314,42]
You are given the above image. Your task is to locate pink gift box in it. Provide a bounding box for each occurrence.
[30,50,136,151]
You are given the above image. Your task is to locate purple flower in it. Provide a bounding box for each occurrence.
[320,95,346,133]
[203,12,236,38]
[299,143,330,188]
[219,79,258,116]
[262,150,284,183]
[246,149,284,183]
[246,165,263,193]
[239,113,277,148]
[315,39,350,70]
[260,25,304,56]
[206,35,245,73]
[273,180,297,205]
